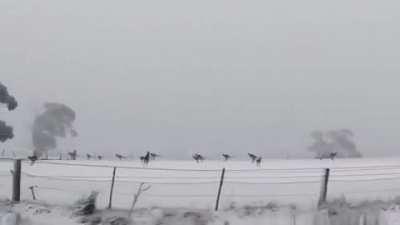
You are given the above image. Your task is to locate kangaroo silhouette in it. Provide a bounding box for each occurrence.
[141,151,151,165]
[68,150,77,160]
[192,153,204,163]
[115,153,125,160]
[248,153,258,163]
[150,153,160,160]
[222,154,231,161]
[329,152,338,160]
[256,157,262,167]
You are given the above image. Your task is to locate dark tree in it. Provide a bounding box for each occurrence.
[0,82,17,143]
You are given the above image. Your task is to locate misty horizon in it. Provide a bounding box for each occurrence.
[2,0,400,159]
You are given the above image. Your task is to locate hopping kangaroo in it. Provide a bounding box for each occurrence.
[248,153,258,163]
[192,153,204,163]
[150,153,160,160]
[115,153,125,160]
[222,154,231,161]
[68,150,77,160]
[140,151,151,165]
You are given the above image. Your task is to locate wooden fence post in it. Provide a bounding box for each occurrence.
[12,159,22,202]
[215,168,226,211]
[318,168,330,208]
[108,167,117,209]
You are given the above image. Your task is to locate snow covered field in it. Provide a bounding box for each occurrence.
[2,158,400,224]
[1,158,400,210]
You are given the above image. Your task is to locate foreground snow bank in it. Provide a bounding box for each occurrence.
[382,206,400,225]
[317,197,400,225]
[0,212,19,225]
[0,202,19,225]
[2,199,400,225]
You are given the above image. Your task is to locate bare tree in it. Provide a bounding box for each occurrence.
[129,183,151,217]
[309,129,362,159]
[32,103,77,159]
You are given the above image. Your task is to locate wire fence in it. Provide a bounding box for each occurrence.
[2,158,400,210]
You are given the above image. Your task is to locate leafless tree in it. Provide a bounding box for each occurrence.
[129,182,151,217]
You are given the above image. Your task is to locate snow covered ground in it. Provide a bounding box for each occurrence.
[2,198,400,225]
[2,158,400,224]
[1,200,315,225]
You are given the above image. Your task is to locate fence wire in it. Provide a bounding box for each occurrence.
[2,158,400,209]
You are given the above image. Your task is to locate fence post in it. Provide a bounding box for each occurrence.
[318,168,330,208]
[12,159,22,202]
[108,167,117,209]
[215,168,226,211]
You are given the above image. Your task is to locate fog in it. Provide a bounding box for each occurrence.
[1,0,400,158]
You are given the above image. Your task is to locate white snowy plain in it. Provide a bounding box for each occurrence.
[1,157,400,225]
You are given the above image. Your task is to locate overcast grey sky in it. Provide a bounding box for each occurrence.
[1,0,400,158]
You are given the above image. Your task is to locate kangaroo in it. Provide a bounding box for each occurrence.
[329,152,338,160]
[68,150,77,160]
[192,153,204,163]
[141,151,151,165]
[222,154,231,161]
[256,157,262,167]
[115,153,125,160]
[248,153,258,163]
[28,155,38,165]
[150,153,160,160]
